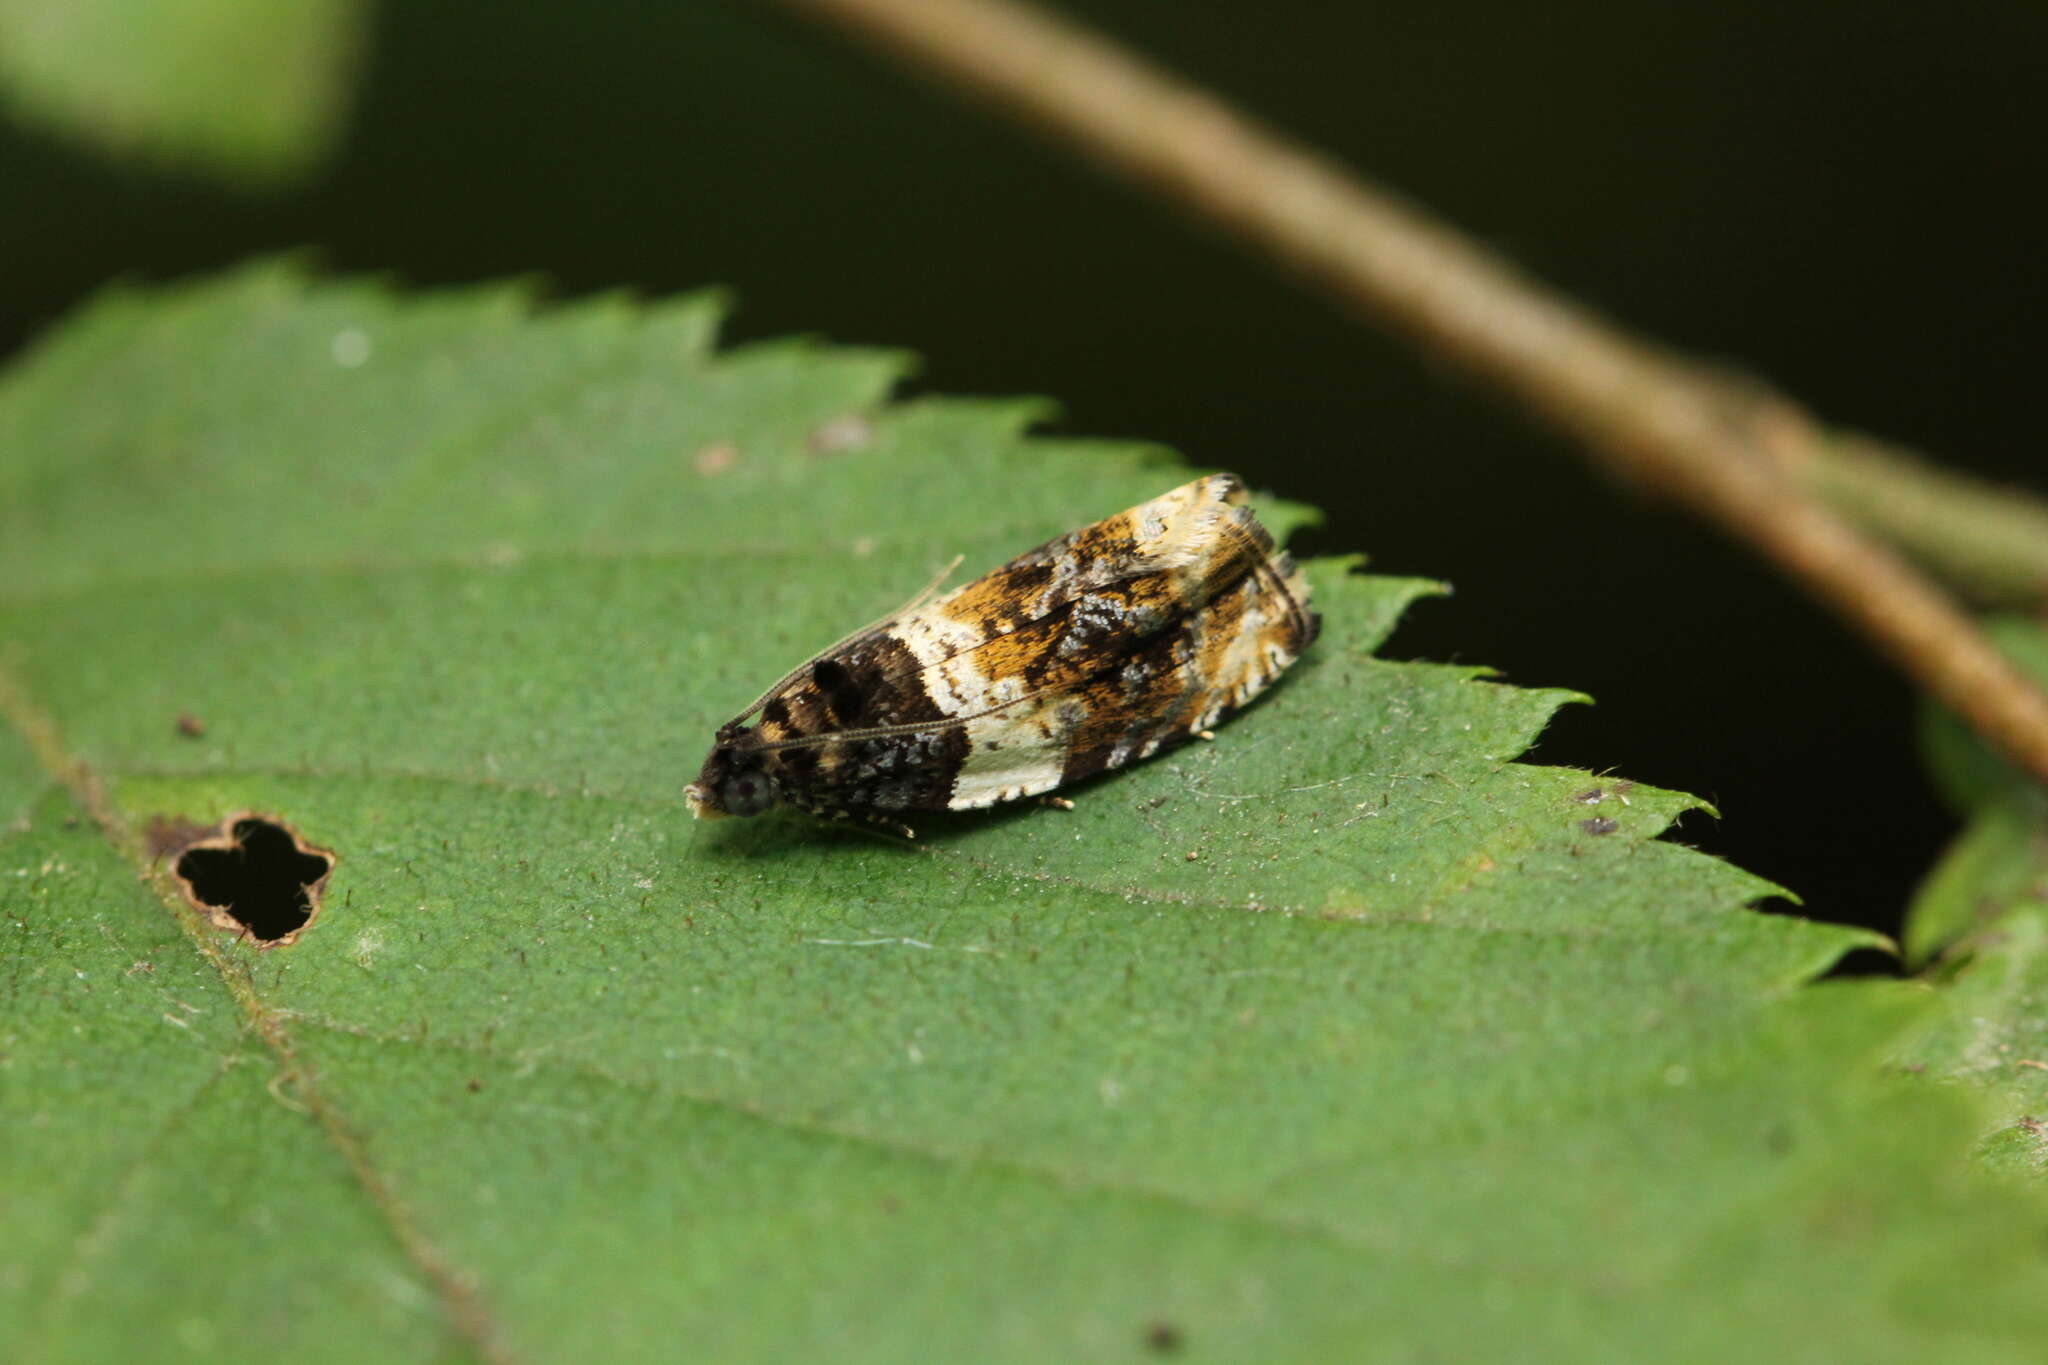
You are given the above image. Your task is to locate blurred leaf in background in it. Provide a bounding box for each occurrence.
[1895,618,2048,1179]
[0,0,366,184]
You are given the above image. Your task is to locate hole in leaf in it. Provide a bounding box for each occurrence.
[162,813,335,948]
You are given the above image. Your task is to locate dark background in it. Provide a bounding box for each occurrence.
[6,0,2041,935]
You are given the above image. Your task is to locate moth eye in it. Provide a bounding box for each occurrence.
[719,771,776,818]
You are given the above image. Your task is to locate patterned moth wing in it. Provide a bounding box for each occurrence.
[686,473,1317,829]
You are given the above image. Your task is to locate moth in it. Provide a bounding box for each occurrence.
[686,473,1317,833]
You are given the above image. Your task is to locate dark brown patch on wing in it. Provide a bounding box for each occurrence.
[1053,576,1246,784]
[810,657,868,727]
[832,633,950,728]
[1057,618,1198,784]
[759,633,972,814]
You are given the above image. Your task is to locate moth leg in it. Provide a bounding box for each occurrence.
[1038,795,1076,811]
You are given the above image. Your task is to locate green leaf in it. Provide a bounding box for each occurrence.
[1895,617,2048,1174]
[1902,794,2048,969]
[0,0,364,183]
[1919,618,2048,817]
[7,262,2048,1361]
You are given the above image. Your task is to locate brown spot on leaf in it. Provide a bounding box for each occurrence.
[162,812,335,948]
[1143,1320,1184,1353]
[693,441,738,476]
[144,816,215,860]
[175,712,206,738]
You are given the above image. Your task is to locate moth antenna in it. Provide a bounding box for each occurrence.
[720,554,965,728]
[749,687,1053,752]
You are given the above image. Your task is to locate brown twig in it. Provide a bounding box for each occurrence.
[771,0,2048,786]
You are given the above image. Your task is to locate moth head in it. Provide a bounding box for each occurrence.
[686,729,781,820]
